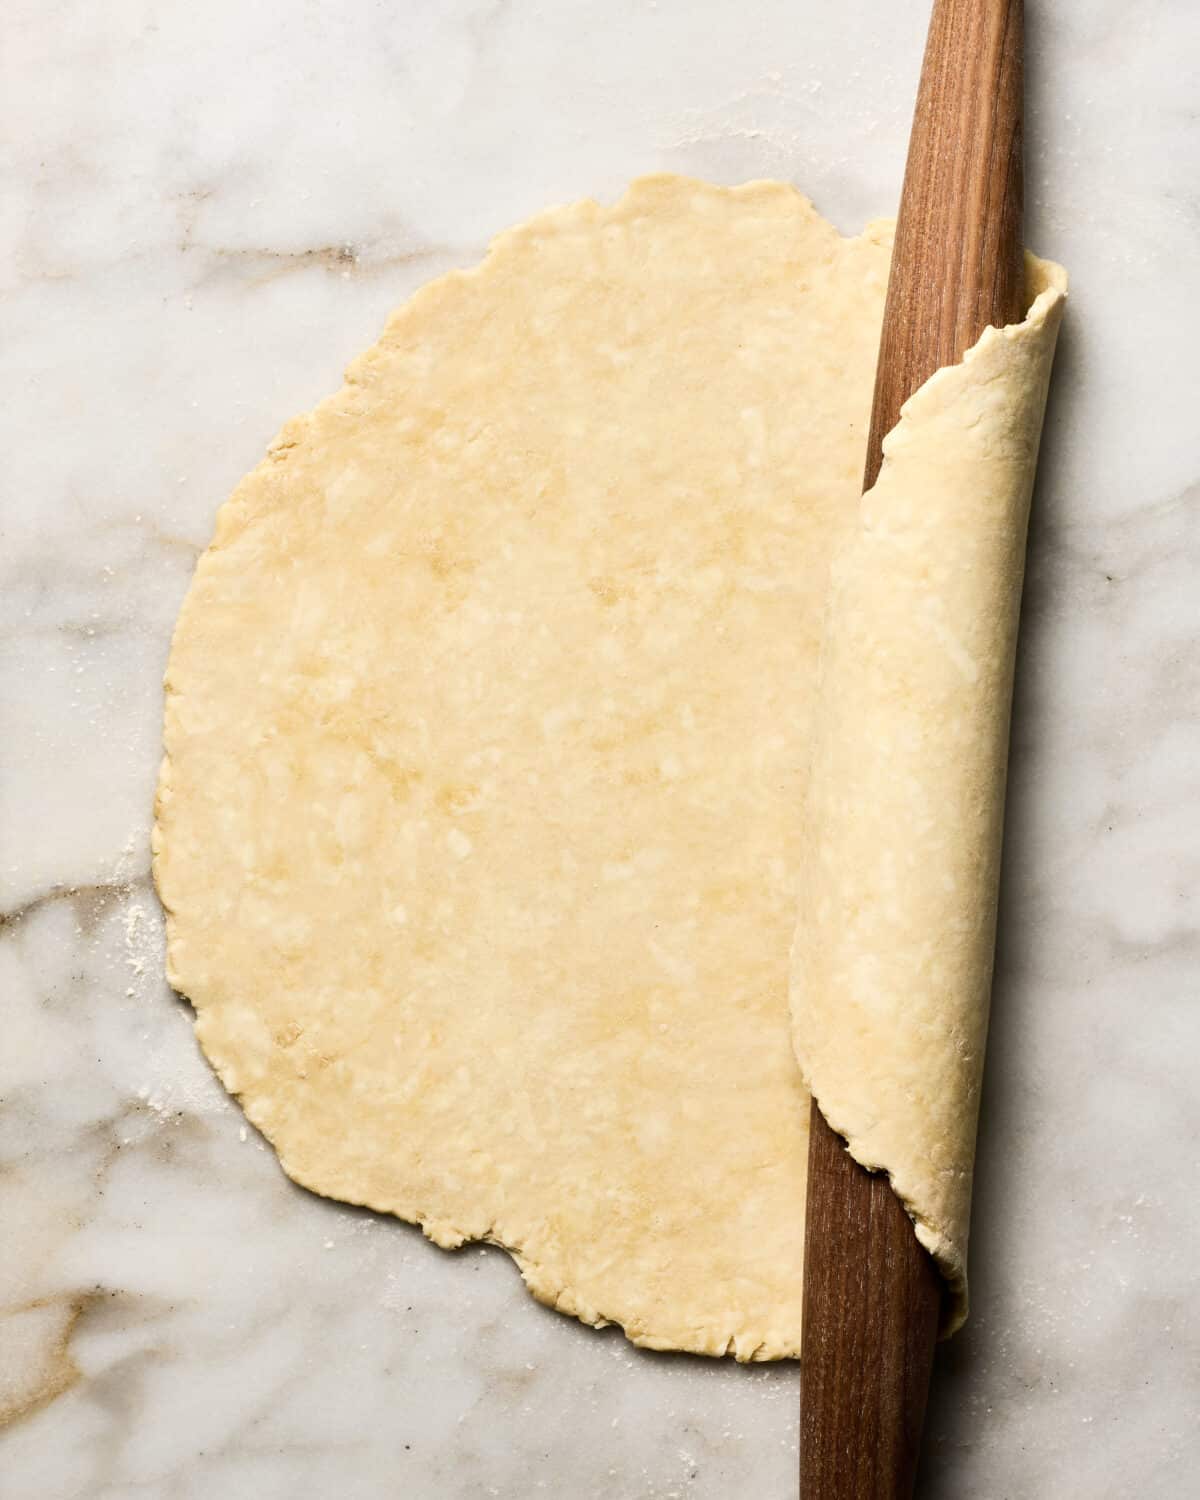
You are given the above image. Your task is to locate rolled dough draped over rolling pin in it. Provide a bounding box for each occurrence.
[153,176,1065,1359]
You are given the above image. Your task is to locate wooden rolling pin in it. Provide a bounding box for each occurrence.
[799,2,1024,1497]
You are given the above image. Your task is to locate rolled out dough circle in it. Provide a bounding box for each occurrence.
[154,176,1065,1357]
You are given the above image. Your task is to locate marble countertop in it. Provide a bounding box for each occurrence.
[3,2,1197,1495]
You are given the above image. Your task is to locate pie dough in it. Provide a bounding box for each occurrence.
[153,176,1065,1358]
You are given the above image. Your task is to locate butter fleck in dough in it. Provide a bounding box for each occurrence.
[154,176,1064,1358]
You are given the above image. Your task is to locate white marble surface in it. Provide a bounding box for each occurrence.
[3,1,1198,1495]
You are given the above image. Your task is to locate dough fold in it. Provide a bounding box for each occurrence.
[153,177,1065,1357]
[790,256,1066,1332]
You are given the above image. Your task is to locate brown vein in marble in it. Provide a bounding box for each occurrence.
[0,1295,89,1428]
[192,241,452,289]
[174,190,452,289]
[0,877,149,933]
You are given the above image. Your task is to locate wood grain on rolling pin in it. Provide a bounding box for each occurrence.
[800,1,1024,1497]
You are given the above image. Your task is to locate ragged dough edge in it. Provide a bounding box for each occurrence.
[155,887,794,1361]
[172,1010,790,1363]
[189,174,892,557]
[790,252,1067,1335]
